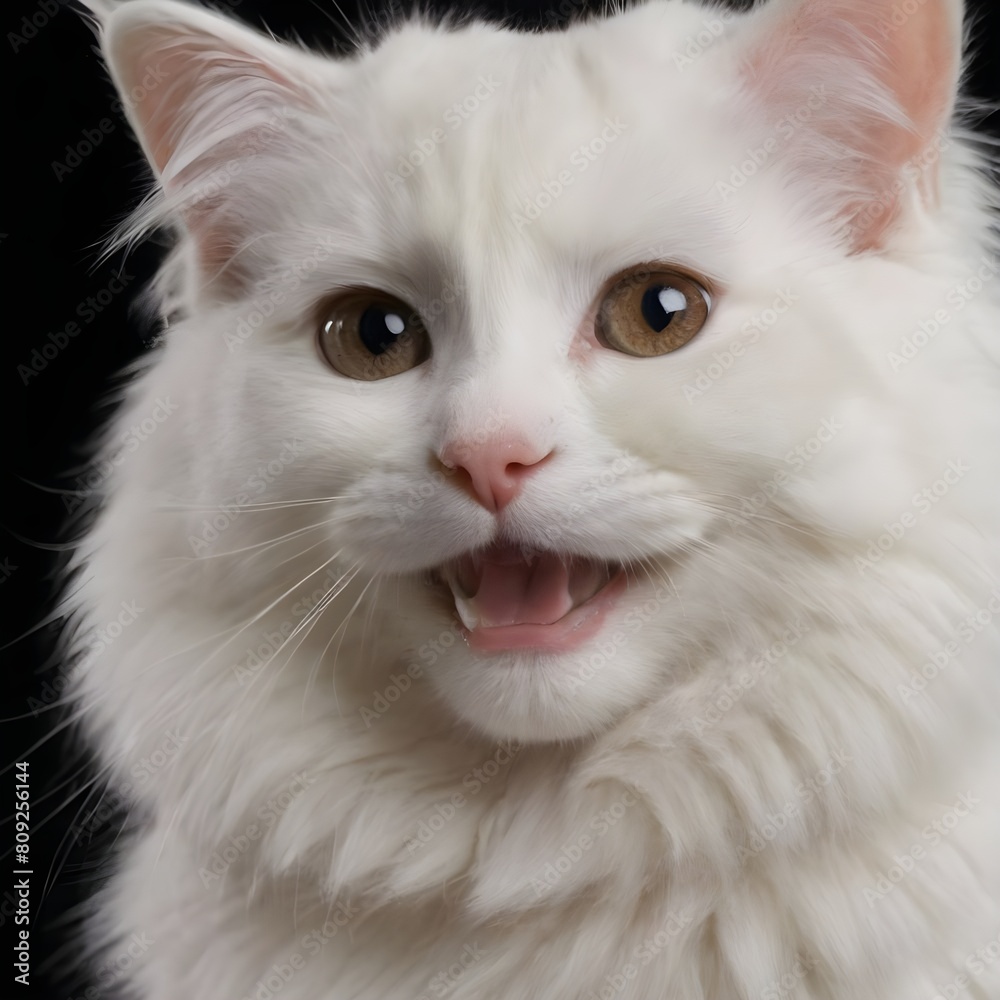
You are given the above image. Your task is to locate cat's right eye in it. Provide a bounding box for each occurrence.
[595,265,711,357]
[317,290,430,381]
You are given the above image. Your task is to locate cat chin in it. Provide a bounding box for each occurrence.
[426,624,665,743]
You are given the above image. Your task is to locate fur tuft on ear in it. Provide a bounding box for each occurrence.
[738,0,964,251]
[96,0,332,291]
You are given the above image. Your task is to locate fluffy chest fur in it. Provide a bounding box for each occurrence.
[74,0,1000,997]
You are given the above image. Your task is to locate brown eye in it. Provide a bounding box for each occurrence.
[596,266,711,357]
[318,290,430,380]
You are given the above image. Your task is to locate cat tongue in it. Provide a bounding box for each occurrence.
[447,546,614,632]
[471,551,575,627]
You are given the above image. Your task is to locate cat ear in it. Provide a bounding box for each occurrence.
[738,0,964,251]
[98,0,330,288]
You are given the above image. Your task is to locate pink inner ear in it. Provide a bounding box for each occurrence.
[131,34,208,177]
[107,13,309,291]
[185,208,243,289]
[874,0,956,187]
[742,0,959,251]
[112,24,298,181]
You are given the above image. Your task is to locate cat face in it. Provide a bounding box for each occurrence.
[100,0,965,741]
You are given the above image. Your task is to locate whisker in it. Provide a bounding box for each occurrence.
[182,552,352,680]
[38,758,124,901]
[79,551,351,701]
[215,561,366,732]
[14,474,96,498]
[311,571,379,718]
[0,526,84,552]
[155,495,349,513]
[159,518,338,562]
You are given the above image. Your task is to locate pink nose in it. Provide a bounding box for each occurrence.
[440,436,552,513]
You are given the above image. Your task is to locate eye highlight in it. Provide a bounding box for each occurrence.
[596,265,711,357]
[318,290,430,380]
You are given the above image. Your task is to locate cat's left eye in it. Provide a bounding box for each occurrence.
[318,290,430,381]
[596,265,711,357]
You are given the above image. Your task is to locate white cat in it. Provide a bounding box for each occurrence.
[74,0,1000,997]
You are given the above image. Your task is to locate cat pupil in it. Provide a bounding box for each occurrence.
[641,285,686,332]
[359,306,406,355]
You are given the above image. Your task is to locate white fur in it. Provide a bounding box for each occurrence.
[73,1,1000,997]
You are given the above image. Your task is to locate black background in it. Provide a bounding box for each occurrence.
[3,1,998,997]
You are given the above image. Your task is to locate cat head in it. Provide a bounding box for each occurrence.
[93,0,981,743]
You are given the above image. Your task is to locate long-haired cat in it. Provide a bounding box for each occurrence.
[73,0,1000,996]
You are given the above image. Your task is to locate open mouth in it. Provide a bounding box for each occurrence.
[438,543,627,653]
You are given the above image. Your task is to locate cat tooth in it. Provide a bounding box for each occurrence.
[442,564,470,600]
[441,569,479,627]
[453,593,480,631]
[588,565,611,603]
[568,560,615,609]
